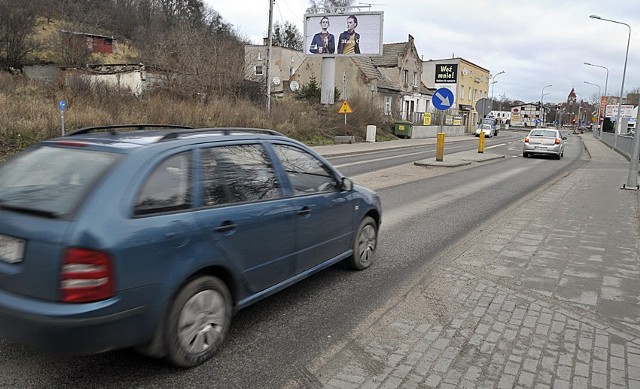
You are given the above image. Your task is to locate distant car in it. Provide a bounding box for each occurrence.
[523,128,567,159]
[475,124,494,138]
[0,125,382,368]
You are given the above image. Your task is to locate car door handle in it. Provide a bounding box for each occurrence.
[298,207,311,216]
[215,221,238,233]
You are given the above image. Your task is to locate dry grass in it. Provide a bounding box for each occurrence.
[0,73,396,161]
[30,17,139,65]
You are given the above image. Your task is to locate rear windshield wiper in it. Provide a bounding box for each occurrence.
[0,201,60,219]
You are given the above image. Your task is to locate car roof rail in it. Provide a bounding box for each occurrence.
[67,124,194,136]
[158,128,284,141]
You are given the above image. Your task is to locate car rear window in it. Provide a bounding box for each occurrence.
[529,130,557,137]
[0,146,121,217]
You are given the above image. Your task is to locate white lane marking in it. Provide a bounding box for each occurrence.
[333,144,470,168]
[380,166,532,229]
[486,143,508,149]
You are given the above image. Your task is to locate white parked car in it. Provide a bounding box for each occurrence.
[475,124,494,138]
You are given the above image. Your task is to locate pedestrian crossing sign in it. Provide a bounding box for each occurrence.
[338,100,353,114]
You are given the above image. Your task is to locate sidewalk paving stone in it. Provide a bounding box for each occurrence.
[305,135,640,388]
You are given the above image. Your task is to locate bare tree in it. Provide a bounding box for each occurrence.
[0,0,38,69]
[56,30,93,66]
[307,0,356,13]
[158,0,207,29]
[144,24,245,99]
[272,21,302,51]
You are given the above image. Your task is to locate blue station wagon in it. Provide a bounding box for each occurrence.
[0,125,382,367]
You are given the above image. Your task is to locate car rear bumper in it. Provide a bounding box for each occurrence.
[0,288,150,355]
[523,144,562,155]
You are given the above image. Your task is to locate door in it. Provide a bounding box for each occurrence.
[271,144,354,272]
[194,144,297,293]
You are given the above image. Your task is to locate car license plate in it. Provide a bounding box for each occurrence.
[534,146,546,150]
[0,234,25,264]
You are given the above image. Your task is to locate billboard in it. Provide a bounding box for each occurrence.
[605,104,635,119]
[303,12,383,56]
[434,64,458,84]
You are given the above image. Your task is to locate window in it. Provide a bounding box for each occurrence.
[201,144,280,206]
[134,152,192,216]
[257,52,263,60]
[460,85,465,99]
[0,146,121,217]
[384,96,392,115]
[273,144,338,195]
[255,65,263,75]
[403,70,409,87]
[413,72,418,87]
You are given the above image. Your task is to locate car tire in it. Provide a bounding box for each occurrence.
[523,153,528,158]
[164,276,232,368]
[347,216,378,270]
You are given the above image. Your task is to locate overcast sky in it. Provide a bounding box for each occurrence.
[205,0,640,104]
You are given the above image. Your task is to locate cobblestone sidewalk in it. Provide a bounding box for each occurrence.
[311,137,640,388]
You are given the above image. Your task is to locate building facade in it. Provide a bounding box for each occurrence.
[295,35,433,122]
[510,103,540,127]
[244,42,306,97]
[422,58,490,132]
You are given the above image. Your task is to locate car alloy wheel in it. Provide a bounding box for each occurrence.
[165,276,231,367]
[348,216,378,270]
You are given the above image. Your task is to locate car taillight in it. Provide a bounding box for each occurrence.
[60,248,114,303]
[524,137,529,143]
[555,138,561,144]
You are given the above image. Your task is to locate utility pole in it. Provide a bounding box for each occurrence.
[265,0,274,113]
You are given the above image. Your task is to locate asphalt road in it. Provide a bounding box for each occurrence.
[326,132,524,177]
[0,132,586,388]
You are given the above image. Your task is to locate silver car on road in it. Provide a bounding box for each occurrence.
[522,128,567,159]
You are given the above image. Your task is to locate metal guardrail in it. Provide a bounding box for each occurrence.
[599,131,636,160]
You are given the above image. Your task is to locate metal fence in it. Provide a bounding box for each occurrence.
[599,131,636,159]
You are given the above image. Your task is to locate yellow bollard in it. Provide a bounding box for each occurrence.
[436,132,445,161]
[478,131,485,153]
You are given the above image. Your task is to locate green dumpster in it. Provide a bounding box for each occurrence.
[394,121,413,138]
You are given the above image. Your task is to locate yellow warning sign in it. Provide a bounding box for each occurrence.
[338,100,353,114]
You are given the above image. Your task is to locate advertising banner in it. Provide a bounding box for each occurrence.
[304,12,383,56]
[423,112,432,126]
[434,64,458,84]
[605,104,634,119]
[599,96,608,117]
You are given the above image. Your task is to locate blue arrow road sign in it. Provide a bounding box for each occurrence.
[59,100,66,111]
[432,87,454,111]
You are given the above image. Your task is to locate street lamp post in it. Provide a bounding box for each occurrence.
[540,84,552,127]
[584,62,609,137]
[583,63,609,97]
[590,14,630,148]
[490,71,505,100]
[584,81,601,132]
[590,14,639,189]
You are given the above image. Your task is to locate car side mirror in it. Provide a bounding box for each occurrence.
[341,177,353,191]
